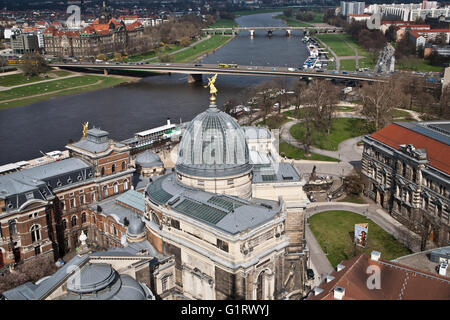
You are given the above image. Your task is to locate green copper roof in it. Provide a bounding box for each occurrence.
[147,176,173,205]
[207,195,245,212]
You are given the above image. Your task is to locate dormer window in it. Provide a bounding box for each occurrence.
[25,192,34,200]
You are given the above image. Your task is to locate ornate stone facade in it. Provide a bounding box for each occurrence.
[361,121,450,247]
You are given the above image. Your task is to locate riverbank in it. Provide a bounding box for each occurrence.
[176,35,235,63]
[0,73,138,110]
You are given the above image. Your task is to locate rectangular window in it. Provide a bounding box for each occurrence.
[227,179,234,185]
[70,198,75,208]
[217,239,229,252]
[161,276,168,292]
[80,195,85,205]
[198,180,204,186]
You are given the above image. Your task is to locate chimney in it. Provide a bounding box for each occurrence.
[325,275,335,283]
[371,250,381,261]
[333,286,345,300]
[439,263,448,276]
[313,287,323,296]
[167,118,171,126]
[336,264,345,272]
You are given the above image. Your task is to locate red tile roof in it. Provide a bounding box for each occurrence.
[308,254,450,300]
[370,123,450,174]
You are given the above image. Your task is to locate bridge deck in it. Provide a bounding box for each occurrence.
[50,62,388,82]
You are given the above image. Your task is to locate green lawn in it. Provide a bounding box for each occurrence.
[315,34,355,57]
[0,76,129,109]
[309,210,412,267]
[209,18,238,28]
[234,8,282,17]
[0,69,71,87]
[340,59,356,71]
[273,14,312,27]
[290,118,373,151]
[397,57,444,73]
[167,36,233,63]
[279,142,340,162]
[127,43,188,62]
[327,60,336,70]
[336,106,355,112]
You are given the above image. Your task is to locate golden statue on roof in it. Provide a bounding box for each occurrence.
[82,122,89,137]
[205,74,218,102]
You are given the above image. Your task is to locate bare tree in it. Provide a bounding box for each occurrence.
[303,80,339,135]
[359,79,406,131]
[21,53,49,78]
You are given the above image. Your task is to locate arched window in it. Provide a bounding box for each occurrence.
[101,167,105,176]
[113,183,119,194]
[112,164,116,174]
[124,180,129,191]
[30,225,41,243]
[81,212,86,224]
[71,216,77,227]
[62,219,67,230]
[121,161,126,171]
[8,219,17,236]
[103,185,108,197]
[113,225,117,236]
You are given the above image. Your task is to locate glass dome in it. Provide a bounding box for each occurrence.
[175,103,252,178]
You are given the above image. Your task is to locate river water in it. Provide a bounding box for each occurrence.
[0,12,309,164]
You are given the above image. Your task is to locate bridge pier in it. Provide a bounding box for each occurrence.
[286,29,291,37]
[267,30,273,37]
[187,74,203,83]
[249,29,254,37]
[103,68,108,75]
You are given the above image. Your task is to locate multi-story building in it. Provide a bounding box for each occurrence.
[361,121,450,247]
[340,1,366,17]
[43,3,145,57]
[0,127,134,267]
[10,33,39,54]
[142,95,310,300]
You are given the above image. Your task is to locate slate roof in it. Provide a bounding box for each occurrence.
[146,173,280,235]
[252,162,302,183]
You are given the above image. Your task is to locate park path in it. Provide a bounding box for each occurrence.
[0,79,103,104]
[0,73,82,91]
[314,37,340,71]
[395,108,422,121]
[305,200,436,285]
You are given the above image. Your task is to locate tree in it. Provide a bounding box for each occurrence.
[359,79,406,131]
[303,79,340,135]
[293,81,314,155]
[113,52,123,62]
[0,255,56,294]
[439,85,450,118]
[0,56,7,72]
[385,25,396,43]
[97,53,106,61]
[21,53,49,77]
[253,81,277,122]
[283,8,293,17]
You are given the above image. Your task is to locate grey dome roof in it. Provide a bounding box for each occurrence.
[176,104,252,178]
[135,150,162,168]
[127,213,145,236]
[66,263,116,294]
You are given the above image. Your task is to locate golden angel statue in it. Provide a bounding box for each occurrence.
[205,74,218,98]
[82,122,89,137]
